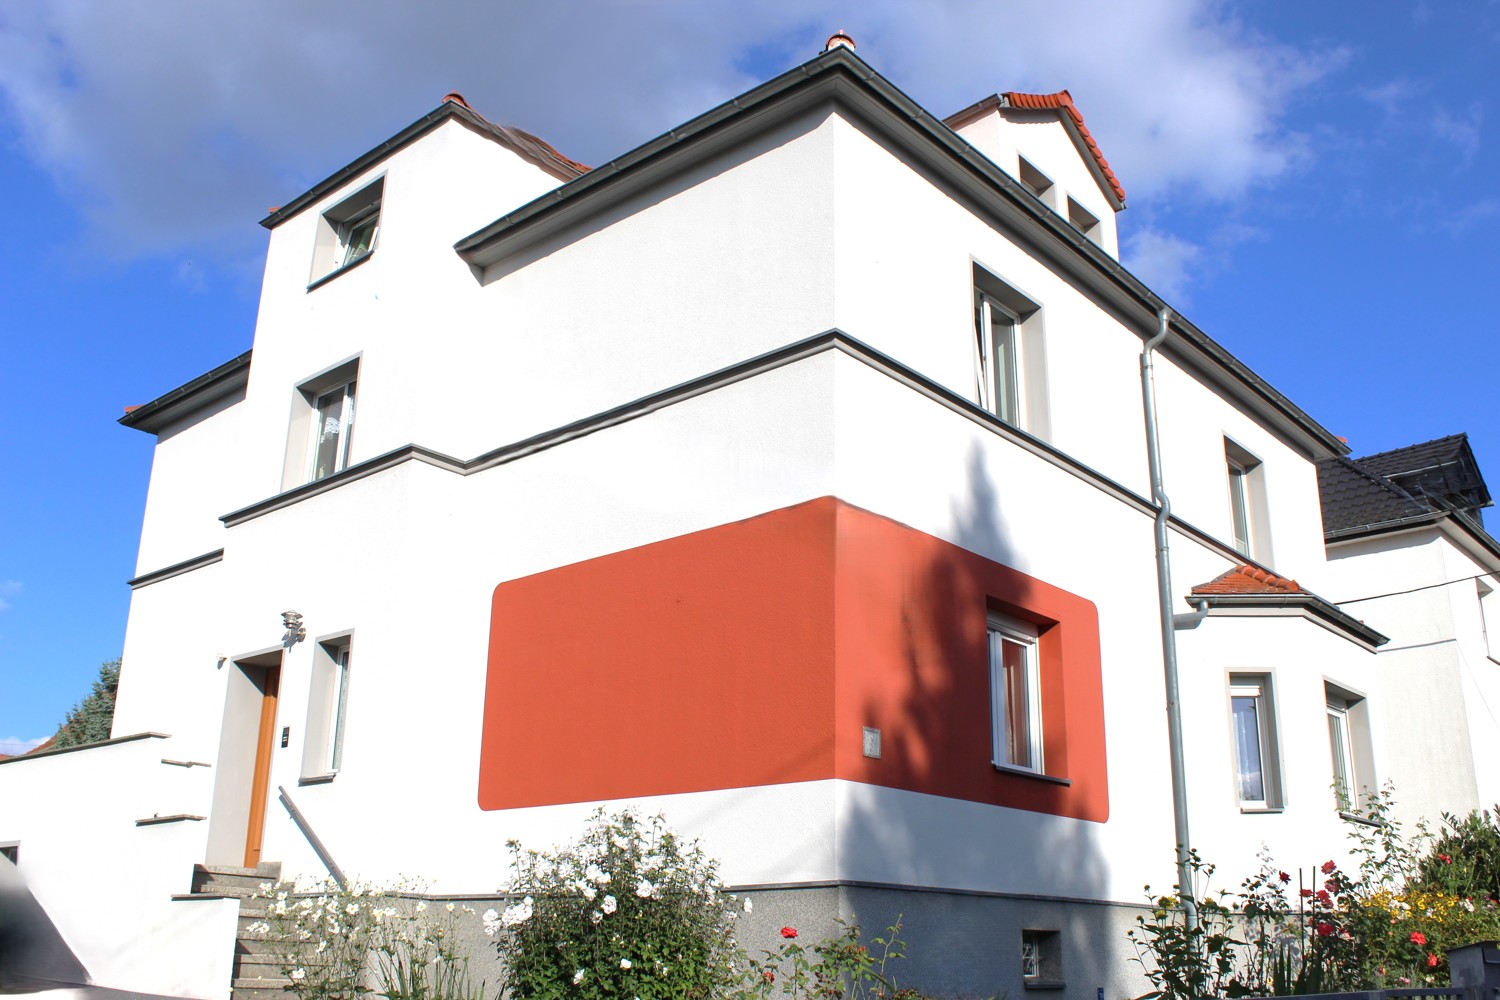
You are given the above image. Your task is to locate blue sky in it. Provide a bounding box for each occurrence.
[1,1,1497,751]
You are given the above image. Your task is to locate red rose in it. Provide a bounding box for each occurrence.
[1410,931,1427,946]
[1300,889,1314,898]
[1316,922,1334,937]
[1439,854,1452,864]
[1316,890,1332,905]
[1428,953,1439,968]
[763,971,775,983]
[1279,871,1291,883]
[780,927,798,939]
[1325,879,1338,893]
[1321,860,1337,875]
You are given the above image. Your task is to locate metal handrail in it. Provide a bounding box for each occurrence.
[277,785,347,888]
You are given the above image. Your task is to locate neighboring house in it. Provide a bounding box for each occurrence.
[1317,435,1500,824]
[1,35,1489,1000]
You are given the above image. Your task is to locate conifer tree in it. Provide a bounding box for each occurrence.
[54,659,121,748]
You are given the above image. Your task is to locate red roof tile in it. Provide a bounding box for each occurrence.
[1001,90,1126,206]
[1191,565,1305,596]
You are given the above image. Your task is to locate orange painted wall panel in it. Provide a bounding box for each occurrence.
[479,500,838,810]
[480,497,1106,821]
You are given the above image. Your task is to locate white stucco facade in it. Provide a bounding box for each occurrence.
[4,45,1495,1000]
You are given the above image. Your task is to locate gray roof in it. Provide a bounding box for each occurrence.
[1318,432,1492,537]
[1317,456,1430,535]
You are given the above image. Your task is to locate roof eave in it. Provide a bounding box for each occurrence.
[1190,592,1389,649]
[120,350,252,435]
[261,103,585,230]
[453,48,1344,460]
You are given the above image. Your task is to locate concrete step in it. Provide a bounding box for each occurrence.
[195,871,278,895]
[201,862,282,879]
[230,977,295,1000]
[236,935,298,957]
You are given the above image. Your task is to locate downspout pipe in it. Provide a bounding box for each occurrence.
[1140,306,1197,930]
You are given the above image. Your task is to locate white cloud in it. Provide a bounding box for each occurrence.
[0,580,19,613]
[1123,227,1204,305]
[0,736,48,755]
[1433,102,1483,168]
[0,0,1342,283]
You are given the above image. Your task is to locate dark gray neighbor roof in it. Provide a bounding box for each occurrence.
[1317,456,1430,535]
[1353,433,1491,513]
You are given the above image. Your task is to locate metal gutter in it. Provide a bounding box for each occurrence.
[118,351,252,434]
[1190,593,1388,650]
[452,46,1346,461]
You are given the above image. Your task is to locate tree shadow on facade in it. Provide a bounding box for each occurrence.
[834,443,1128,999]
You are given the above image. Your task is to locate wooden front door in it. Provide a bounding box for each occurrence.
[243,664,281,868]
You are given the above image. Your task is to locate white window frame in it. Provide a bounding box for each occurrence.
[1327,697,1358,813]
[975,292,1023,426]
[1224,438,1272,563]
[1066,196,1101,244]
[307,379,357,483]
[301,636,353,783]
[1228,674,1280,809]
[989,613,1043,773]
[1325,683,1373,816]
[309,177,384,287]
[1479,580,1499,662]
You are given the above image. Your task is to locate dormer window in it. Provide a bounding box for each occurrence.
[1067,196,1100,245]
[1017,156,1055,209]
[309,177,383,288]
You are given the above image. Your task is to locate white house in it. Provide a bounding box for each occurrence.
[3,35,1490,1000]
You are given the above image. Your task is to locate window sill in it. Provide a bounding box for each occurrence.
[1239,805,1284,814]
[298,772,337,786]
[1339,810,1383,828]
[1023,980,1066,991]
[306,249,374,292]
[992,763,1072,786]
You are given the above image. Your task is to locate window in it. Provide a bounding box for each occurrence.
[0,843,17,865]
[310,177,383,286]
[282,358,360,490]
[301,638,352,781]
[972,267,1048,436]
[1066,196,1100,244]
[990,613,1042,772]
[1228,674,1281,808]
[1224,438,1272,563]
[975,291,1021,425]
[309,380,356,482]
[1021,929,1062,987]
[1326,683,1374,814]
[1017,156,1056,208]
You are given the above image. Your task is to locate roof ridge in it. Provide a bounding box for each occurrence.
[1000,90,1126,205]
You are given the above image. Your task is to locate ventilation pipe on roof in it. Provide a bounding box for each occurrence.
[1140,305,1197,931]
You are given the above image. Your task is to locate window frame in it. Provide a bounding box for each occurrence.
[975,291,1023,426]
[989,613,1044,774]
[1223,438,1272,563]
[971,265,1048,438]
[309,176,384,289]
[300,635,354,784]
[306,378,357,483]
[282,356,361,491]
[1324,682,1374,816]
[1016,156,1056,209]
[1227,673,1282,810]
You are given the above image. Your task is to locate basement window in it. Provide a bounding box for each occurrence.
[309,177,383,288]
[1021,929,1063,988]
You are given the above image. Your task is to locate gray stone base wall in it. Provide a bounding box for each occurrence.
[433,884,1153,1000]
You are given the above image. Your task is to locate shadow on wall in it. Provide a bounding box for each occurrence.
[836,443,1121,998]
[0,854,90,990]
